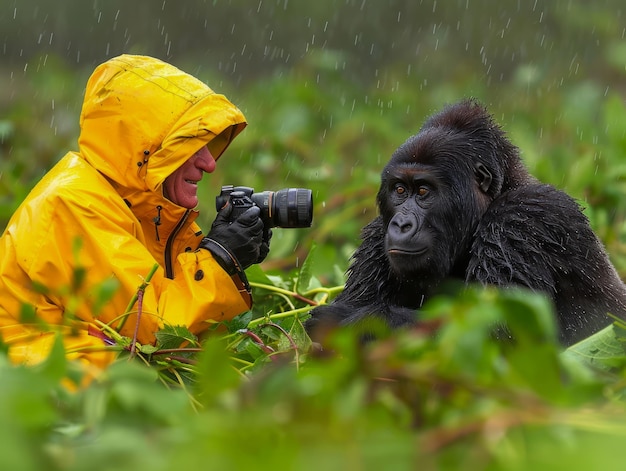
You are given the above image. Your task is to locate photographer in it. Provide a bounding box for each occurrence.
[0,55,270,378]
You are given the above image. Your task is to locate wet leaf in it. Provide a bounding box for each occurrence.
[155,324,198,349]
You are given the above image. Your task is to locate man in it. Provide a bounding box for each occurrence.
[0,55,269,377]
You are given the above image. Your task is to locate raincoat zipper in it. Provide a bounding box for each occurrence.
[164,209,191,279]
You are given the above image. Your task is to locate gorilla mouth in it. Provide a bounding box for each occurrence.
[387,246,430,276]
[387,247,428,256]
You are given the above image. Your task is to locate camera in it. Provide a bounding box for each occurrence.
[216,185,313,228]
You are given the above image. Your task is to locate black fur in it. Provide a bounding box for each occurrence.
[307,99,626,346]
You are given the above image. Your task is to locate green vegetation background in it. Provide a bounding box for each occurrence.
[3,1,626,469]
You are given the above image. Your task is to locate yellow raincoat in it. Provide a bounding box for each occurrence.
[0,55,250,375]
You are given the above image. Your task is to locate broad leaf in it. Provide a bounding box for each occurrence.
[563,324,626,372]
[155,324,199,349]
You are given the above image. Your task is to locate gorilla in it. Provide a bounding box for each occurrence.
[307,99,626,346]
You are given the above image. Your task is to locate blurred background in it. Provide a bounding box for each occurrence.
[2,0,626,283]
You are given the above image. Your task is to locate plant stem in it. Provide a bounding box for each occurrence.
[128,286,144,359]
[250,281,318,306]
[116,263,159,332]
[247,305,315,328]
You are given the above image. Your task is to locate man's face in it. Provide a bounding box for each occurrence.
[163,146,216,208]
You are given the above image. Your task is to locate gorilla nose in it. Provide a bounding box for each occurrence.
[388,213,418,239]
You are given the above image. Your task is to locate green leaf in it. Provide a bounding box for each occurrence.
[194,337,243,407]
[71,266,87,292]
[0,357,59,470]
[498,288,558,344]
[91,277,121,315]
[92,360,188,425]
[34,333,66,383]
[563,323,626,372]
[224,310,254,333]
[137,344,160,355]
[295,242,316,294]
[18,303,37,325]
[244,263,275,285]
[155,325,199,349]
[244,338,269,360]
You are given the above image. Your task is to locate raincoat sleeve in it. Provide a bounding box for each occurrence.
[6,184,251,368]
[69,197,252,343]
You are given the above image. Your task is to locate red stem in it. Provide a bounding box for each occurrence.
[129,287,144,358]
[259,322,298,351]
[238,329,275,354]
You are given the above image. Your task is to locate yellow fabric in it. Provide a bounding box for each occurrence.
[0,55,249,374]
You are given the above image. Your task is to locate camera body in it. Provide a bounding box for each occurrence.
[216,185,313,228]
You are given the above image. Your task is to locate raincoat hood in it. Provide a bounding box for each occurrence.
[78,54,247,195]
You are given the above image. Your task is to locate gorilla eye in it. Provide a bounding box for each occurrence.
[417,186,429,197]
[395,185,407,195]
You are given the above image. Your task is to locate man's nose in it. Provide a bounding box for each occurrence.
[195,146,216,173]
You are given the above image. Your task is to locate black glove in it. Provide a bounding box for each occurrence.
[259,226,273,264]
[200,203,265,272]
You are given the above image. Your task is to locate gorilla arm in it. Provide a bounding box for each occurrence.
[306,216,418,335]
[467,183,626,345]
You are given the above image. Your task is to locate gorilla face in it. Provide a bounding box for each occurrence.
[382,165,441,277]
[379,148,492,281]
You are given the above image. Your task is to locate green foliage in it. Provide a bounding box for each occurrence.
[564,317,626,378]
[0,247,625,470]
[4,262,626,470]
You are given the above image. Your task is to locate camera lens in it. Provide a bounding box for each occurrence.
[251,188,313,228]
[274,188,313,228]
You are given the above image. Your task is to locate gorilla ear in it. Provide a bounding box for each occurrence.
[474,162,493,193]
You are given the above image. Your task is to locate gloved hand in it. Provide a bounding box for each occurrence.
[259,226,273,264]
[201,203,266,271]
